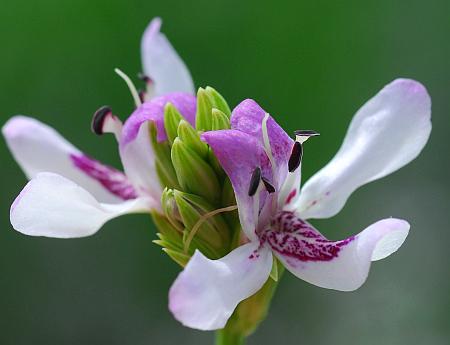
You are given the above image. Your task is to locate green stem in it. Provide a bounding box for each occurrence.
[215,329,245,345]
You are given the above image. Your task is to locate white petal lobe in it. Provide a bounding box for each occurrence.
[2,116,125,203]
[141,18,194,97]
[10,173,152,238]
[293,79,431,219]
[169,242,272,331]
[271,218,409,291]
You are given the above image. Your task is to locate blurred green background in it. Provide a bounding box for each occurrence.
[0,0,448,344]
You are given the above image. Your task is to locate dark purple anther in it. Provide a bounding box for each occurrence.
[91,105,112,135]
[288,141,303,172]
[137,72,152,84]
[261,177,275,194]
[294,129,320,137]
[248,167,262,196]
[138,89,146,103]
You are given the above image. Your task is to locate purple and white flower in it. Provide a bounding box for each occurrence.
[3,18,196,238]
[169,79,432,330]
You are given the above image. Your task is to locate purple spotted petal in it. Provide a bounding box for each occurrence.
[264,211,409,291]
[202,130,272,241]
[231,99,294,189]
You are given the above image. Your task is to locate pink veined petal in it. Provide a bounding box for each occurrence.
[231,99,294,190]
[201,130,272,241]
[119,93,196,202]
[141,17,195,97]
[2,116,133,203]
[10,172,154,238]
[293,79,432,219]
[265,212,409,291]
[169,242,273,331]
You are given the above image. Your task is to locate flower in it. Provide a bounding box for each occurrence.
[2,18,196,238]
[168,79,432,330]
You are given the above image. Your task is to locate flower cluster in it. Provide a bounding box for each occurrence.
[2,17,431,340]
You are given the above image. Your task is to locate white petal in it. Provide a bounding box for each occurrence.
[293,79,431,219]
[169,242,272,331]
[120,122,162,204]
[2,116,130,203]
[268,217,409,291]
[141,18,195,97]
[10,172,153,238]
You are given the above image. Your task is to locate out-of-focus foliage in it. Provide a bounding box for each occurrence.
[0,0,448,344]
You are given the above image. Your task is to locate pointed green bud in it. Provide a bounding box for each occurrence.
[173,190,231,258]
[164,102,183,144]
[162,248,190,267]
[171,137,221,204]
[149,122,180,189]
[207,146,225,180]
[211,108,231,130]
[205,86,231,117]
[220,177,241,247]
[161,188,183,224]
[151,211,183,247]
[177,120,208,158]
[195,87,214,131]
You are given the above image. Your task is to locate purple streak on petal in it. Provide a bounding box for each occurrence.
[70,154,138,200]
[121,92,196,145]
[262,211,354,262]
[231,99,293,188]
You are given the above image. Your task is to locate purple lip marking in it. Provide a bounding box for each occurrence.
[263,211,354,262]
[70,154,138,200]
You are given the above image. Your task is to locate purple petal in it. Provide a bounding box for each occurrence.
[231,99,294,189]
[121,92,196,145]
[202,130,272,241]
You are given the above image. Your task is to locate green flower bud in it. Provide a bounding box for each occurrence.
[149,122,180,189]
[207,146,225,181]
[211,108,231,130]
[174,190,231,258]
[177,119,208,158]
[164,102,183,145]
[205,86,231,118]
[171,137,221,204]
[151,210,183,249]
[161,188,183,224]
[195,87,214,131]
[162,248,190,267]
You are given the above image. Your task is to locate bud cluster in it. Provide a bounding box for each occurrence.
[151,87,240,266]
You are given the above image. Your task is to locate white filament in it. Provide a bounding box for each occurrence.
[114,68,142,108]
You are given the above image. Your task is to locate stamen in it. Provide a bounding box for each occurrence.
[261,177,275,193]
[138,89,146,103]
[137,72,152,84]
[183,205,238,254]
[294,129,320,144]
[293,129,320,137]
[288,141,303,172]
[114,68,142,108]
[248,167,262,196]
[91,105,123,141]
[262,113,277,183]
[91,106,112,135]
